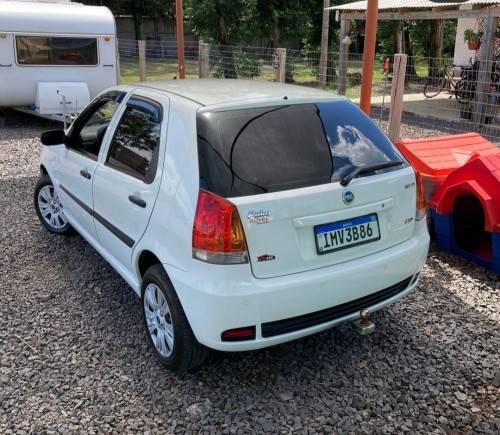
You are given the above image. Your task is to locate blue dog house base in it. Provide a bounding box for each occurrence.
[432,210,500,274]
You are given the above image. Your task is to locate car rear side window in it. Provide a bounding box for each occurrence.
[197,101,406,198]
[106,96,162,184]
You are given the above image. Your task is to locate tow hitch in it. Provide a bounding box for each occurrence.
[352,308,375,335]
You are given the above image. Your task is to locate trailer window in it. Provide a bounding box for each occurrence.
[15,36,98,66]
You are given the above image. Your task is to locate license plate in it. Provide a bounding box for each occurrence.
[315,213,380,254]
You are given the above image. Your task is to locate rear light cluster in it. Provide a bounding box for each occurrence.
[192,190,249,264]
[415,171,426,221]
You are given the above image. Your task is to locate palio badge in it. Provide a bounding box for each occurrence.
[248,210,270,224]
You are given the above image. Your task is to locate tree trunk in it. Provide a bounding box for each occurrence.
[403,23,417,78]
[133,17,142,41]
[222,45,237,78]
[216,16,237,78]
[319,0,330,87]
[271,20,283,48]
[131,4,143,41]
[394,21,403,53]
[428,19,445,78]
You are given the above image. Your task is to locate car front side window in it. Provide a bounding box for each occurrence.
[67,91,124,160]
[105,96,162,184]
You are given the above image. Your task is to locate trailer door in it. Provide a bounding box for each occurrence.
[98,35,118,87]
[0,34,15,106]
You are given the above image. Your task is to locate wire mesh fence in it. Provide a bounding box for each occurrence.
[117,39,500,143]
[118,39,200,82]
[382,56,500,143]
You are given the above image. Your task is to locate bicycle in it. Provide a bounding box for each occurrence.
[455,59,500,102]
[423,62,475,104]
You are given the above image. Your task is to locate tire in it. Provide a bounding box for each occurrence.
[423,75,445,98]
[141,264,208,372]
[34,174,73,235]
[455,80,474,104]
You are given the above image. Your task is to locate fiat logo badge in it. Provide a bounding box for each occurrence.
[343,190,354,205]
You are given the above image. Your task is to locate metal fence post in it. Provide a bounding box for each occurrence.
[388,53,407,142]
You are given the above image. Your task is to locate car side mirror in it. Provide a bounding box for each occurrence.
[41,129,67,146]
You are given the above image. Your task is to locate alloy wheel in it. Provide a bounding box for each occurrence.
[143,283,174,358]
[37,185,68,230]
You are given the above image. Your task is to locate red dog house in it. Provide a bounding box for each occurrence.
[428,154,500,274]
[395,133,499,232]
[395,132,499,204]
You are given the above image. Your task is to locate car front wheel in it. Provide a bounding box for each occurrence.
[34,174,73,235]
[141,265,207,372]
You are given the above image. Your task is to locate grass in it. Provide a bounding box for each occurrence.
[117,55,429,103]
[119,58,200,84]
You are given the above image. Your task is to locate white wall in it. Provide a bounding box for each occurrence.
[454,6,477,67]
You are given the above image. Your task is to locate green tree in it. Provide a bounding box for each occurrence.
[377,18,457,79]
[185,0,256,77]
[185,0,256,45]
[254,0,318,48]
[185,0,328,78]
[82,0,175,40]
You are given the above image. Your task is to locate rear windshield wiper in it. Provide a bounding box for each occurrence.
[340,160,404,187]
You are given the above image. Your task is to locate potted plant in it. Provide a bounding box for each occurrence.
[463,28,483,50]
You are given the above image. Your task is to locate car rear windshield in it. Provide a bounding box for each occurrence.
[196,100,407,198]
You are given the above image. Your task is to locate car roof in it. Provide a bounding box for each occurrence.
[131,79,346,107]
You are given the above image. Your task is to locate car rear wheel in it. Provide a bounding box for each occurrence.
[34,174,73,235]
[141,265,207,372]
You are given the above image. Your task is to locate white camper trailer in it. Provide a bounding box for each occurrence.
[0,0,118,121]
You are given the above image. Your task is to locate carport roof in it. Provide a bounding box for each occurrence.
[329,0,500,11]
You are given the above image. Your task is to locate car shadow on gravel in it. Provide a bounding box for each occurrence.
[0,108,63,129]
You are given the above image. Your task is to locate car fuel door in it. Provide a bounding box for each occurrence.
[92,91,168,272]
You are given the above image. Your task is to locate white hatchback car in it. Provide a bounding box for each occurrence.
[35,79,429,372]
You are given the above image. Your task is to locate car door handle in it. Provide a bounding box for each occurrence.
[80,169,91,180]
[128,195,146,208]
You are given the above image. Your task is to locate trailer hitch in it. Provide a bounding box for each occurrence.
[351,308,375,335]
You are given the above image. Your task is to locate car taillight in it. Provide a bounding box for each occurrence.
[415,171,426,221]
[192,190,248,264]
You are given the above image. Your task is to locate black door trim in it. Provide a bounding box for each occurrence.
[60,184,135,248]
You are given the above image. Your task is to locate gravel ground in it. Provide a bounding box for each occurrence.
[0,111,499,434]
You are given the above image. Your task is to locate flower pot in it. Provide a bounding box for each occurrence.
[467,41,481,50]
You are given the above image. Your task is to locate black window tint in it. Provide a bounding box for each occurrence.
[106,97,162,183]
[68,91,124,159]
[197,105,332,197]
[197,101,406,198]
[316,101,405,183]
[228,105,333,192]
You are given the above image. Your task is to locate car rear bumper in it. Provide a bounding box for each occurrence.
[166,219,430,351]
